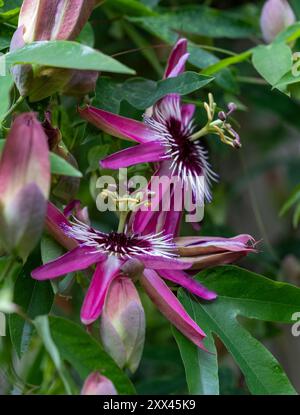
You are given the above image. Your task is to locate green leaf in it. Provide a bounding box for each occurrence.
[122,72,214,109]
[94,77,123,113]
[293,203,300,227]
[173,321,219,395]
[0,25,14,51]
[94,72,214,113]
[9,272,54,358]
[105,0,156,16]
[0,0,21,23]
[50,152,82,178]
[41,235,65,265]
[274,70,300,90]
[76,22,95,47]
[129,5,256,39]
[280,184,300,216]
[34,315,74,395]
[274,22,300,44]
[176,266,299,395]
[49,316,136,395]
[0,0,22,13]
[5,40,135,74]
[87,144,110,173]
[41,235,73,295]
[0,73,14,123]
[252,43,293,86]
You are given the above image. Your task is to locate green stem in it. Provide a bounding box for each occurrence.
[237,76,268,85]
[193,44,236,57]
[0,257,15,281]
[1,96,25,124]
[118,211,129,233]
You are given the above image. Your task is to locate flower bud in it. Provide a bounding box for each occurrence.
[42,112,80,203]
[11,0,98,101]
[100,276,145,373]
[0,113,50,261]
[260,0,296,43]
[81,372,117,395]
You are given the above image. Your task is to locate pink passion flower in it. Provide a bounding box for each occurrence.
[79,38,218,205]
[79,38,241,234]
[32,202,218,350]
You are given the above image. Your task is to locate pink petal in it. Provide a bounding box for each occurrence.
[79,106,156,144]
[175,234,256,256]
[140,255,191,270]
[179,251,254,271]
[140,269,206,350]
[101,142,165,169]
[131,160,174,234]
[158,269,217,300]
[31,247,105,280]
[162,192,182,237]
[81,256,122,325]
[46,202,77,251]
[47,202,70,228]
[181,103,196,125]
[164,38,189,78]
[10,26,25,51]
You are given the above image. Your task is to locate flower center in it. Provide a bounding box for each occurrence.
[62,220,177,259]
[144,97,218,202]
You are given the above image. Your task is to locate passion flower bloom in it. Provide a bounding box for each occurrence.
[79,38,240,233]
[260,0,296,43]
[80,38,216,202]
[11,0,98,101]
[32,202,215,351]
[0,113,50,261]
[81,372,117,395]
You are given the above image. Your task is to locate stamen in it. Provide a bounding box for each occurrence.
[144,96,218,202]
[61,219,178,260]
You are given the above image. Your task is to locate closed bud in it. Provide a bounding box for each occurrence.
[100,276,145,373]
[81,372,117,395]
[0,113,50,261]
[11,0,98,101]
[260,0,296,43]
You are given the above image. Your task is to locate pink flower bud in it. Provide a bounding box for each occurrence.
[100,276,145,373]
[11,0,98,101]
[81,372,117,395]
[19,0,96,43]
[260,0,296,43]
[0,113,50,260]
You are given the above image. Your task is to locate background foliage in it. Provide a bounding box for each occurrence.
[0,0,300,395]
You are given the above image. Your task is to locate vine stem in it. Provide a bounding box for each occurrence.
[1,96,25,124]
